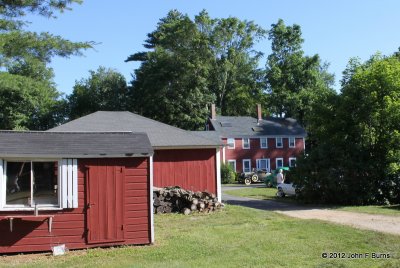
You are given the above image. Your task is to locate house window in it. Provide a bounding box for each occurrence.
[289,137,295,148]
[227,160,236,172]
[242,159,251,173]
[276,158,284,169]
[289,157,296,167]
[0,159,78,210]
[260,138,268,148]
[227,138,235,149]
[256,159,270,172]
[276,137,283,148]
[242,138,250,149]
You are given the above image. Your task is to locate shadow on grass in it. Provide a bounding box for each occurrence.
[223,195,329,212]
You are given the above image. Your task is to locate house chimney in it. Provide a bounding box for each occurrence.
[211,104,216,120]
[257,104,262,123]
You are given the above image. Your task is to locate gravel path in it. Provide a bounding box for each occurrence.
[222,185,400,235]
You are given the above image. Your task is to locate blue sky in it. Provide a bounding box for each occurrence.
[25,0,400,95]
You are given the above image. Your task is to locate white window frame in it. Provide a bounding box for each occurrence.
[260,138,268,149]
[276,158,284,169]
[227,138,235,149]
[227,160,236,172]
[242,159,251,173]
[276,137,283,148]
[289,157,296,167]
[242,138,250,149]
[0,158,78,211]
[289,137,296,148]
[256,159,270,172]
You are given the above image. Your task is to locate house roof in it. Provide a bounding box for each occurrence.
[0,131,153,158]
[208,116,307,138]
[191,131,223,144]
[48,111,220,148]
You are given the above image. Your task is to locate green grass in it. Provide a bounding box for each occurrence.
[1,206,399,268]
[333,205,400,216]
[225,187,400,216]
[225,186,298,204]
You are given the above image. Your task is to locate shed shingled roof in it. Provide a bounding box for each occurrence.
[48,111,220,148]
[209,116,307,138]
[0,131,153,158]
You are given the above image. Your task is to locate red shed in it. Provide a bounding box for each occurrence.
[0,131,154,254]
[49,112,222,200]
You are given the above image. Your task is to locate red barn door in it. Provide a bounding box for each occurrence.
[86,160,125,244]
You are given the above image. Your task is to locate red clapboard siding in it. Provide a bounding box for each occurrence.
[0,157,150,254]
[222,137,304,172]
[153,149,217,194]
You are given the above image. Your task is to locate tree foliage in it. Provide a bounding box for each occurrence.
[68,66,129,119]
[0,0,92,130]
[265,19,335,128]
[126,10,266,130]
[293,54,400,205]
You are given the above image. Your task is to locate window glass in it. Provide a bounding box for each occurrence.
[33,162,58,205]
[260,138,267,148]
[289,158,296,167]
[6,161,58,206]
[227,138,235,149]
[6,162,31,206]
[243,138,250,149]
[243,160,251,173]
[276,137,283,148]
[289,137,295,147]
[276,158,283,168]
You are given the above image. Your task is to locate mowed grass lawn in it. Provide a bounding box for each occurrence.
[225,186,400,216]
[1,206,399,268]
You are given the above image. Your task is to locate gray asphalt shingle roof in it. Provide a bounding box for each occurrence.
[0,131,153,158]
[209,116,307,138]
[48,111,220,148]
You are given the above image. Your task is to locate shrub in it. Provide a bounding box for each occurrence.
[221,163,236,184]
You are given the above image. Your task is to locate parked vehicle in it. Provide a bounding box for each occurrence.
[276,182,296,197]
[238,169,270,185]
[264,167,290,187]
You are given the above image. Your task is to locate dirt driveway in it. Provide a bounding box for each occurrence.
[222,185,400,236]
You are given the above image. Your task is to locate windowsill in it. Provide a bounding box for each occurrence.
[0,207,62,212]
[242,148,250,150]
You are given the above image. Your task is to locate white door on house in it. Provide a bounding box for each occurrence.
[256,159,270,172]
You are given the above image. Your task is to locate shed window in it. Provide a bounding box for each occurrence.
[0,159,78,210]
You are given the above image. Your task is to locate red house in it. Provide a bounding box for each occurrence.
[205,104,306,173]
[49,111,222,200]
[0,131,154,254]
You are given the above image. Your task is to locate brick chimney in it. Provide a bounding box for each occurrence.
[257,104,262,123]
[211,104,216,120]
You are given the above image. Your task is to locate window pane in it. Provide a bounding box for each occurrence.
[6,162,31,206]
[33,162,58,205]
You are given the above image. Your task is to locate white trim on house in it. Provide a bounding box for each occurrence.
[260,137,268,149]
[289,157,297,167]
[227,138,235,149]
[227,159,236,172]
[222,147,226,163]
[289,137,295,148]
[216,148,222,202]
[242,159,251,173]
[242,138,250,149]
[303,137,306,151]
[276,158,284,169]
[276,137,283,148]
[149,156,154,243]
